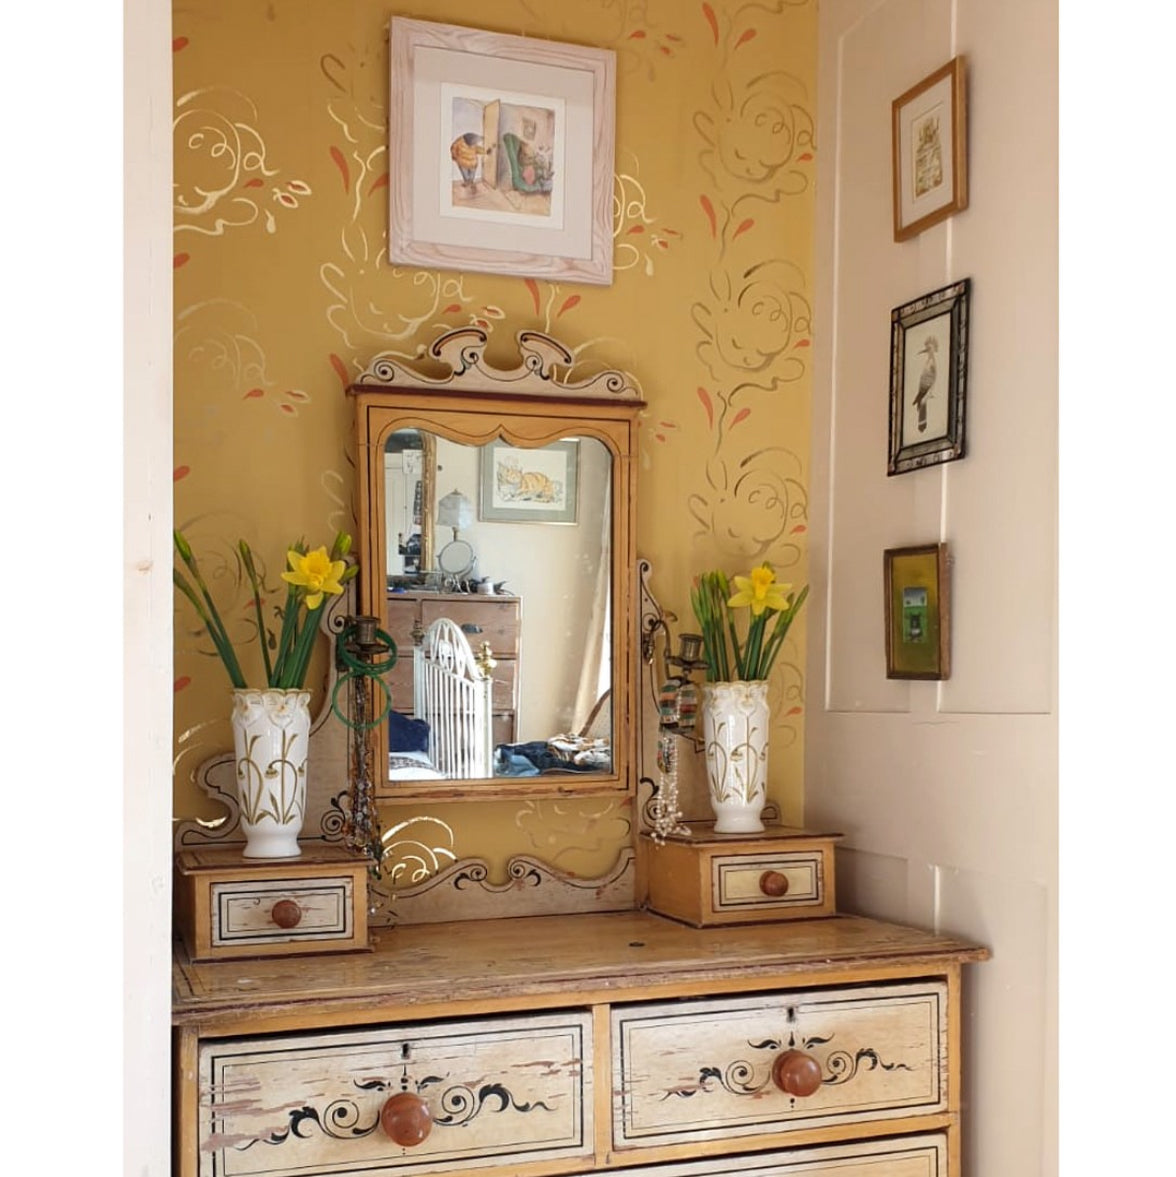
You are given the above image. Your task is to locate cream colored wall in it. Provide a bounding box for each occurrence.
[809,3,1057,1176]
[125,0,174,1172]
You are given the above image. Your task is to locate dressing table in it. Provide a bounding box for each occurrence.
[172,329,986,1177]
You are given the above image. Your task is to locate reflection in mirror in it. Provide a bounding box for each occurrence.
[382,431,613,784]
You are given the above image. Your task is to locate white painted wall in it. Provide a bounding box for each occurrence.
[125,0,174,1172]
[809,3,1057,1175]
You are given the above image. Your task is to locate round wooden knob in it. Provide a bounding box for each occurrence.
[759,870,790,897]
[380,1093,432,1147]
[270,899,302,928]
[772,1049,822,1097]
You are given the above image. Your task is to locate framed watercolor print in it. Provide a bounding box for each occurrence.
[388,17,616,285]
[888,278,971,476]
[892,56,968,242]
[884,543,951,680]
[479,439,579,524]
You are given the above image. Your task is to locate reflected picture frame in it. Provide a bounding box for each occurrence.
[888,278,970,476]
[388,17,616,285]
[884,543,951,680]
[479,439,579,524]
[892,56,968,242]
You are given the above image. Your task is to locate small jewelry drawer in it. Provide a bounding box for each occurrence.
[196,1010,593,1177]
[174,845,371,961]
[642,824,840,927]
[611,980,947,1149]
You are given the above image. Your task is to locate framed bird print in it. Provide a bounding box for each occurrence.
[887,278,971,476]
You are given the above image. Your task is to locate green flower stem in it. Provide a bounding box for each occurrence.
[172,568,248,688]
[278,602,325,689]
[237,541,274,687]
[270,585,301,686]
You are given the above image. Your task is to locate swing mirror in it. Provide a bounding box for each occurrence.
[349,329,642,802]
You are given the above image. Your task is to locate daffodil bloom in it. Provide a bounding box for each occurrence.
[282,546,346,610]
[692,563,809,682]
[728,565,792,617]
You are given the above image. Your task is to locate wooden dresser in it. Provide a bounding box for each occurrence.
[173,908,986,1177]
[384,590,521,746]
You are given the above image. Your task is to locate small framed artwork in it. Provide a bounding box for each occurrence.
[888,278,971,476]
[479,440,579,524]
[884,543,951,680]
[892,56,968,242]
[388,17,616,285]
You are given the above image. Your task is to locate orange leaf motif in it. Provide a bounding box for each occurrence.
[697,386,714,429]
[173,253,189,269]
[524,278,540,315]
[731,407,750,427]
[243,178,263,189]
[627,224,645,234]
[702,3,719,44]
[329,146,350,193]
[557,295,581,317]
[735,28,757,48]
[733,218,754,239]
[174,677,191,692]
[628,29,647,39]
[329,354,349,386]
[172,37,188,52]
[244,388,264,400]
[368,172,389,195]
[443,303,462,314]
[173,466,190,481]
[700,194,717,238]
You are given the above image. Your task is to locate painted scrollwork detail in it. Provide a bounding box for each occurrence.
[664,1031,911,1101]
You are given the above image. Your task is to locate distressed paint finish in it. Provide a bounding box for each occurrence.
[197,1012,593,1176]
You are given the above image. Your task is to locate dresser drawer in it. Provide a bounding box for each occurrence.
[575,1134,948,1177]
[612,981,946,1148]
[643,826,839,926]
[210,876,355,944]
[197,1010,592,1176]
[175,847,370,961]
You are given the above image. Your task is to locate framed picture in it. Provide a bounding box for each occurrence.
[388,17,616,285]
[884,543,951,680]
[888,278,970,476]
[892,56,968,242]
[479,440,579,524]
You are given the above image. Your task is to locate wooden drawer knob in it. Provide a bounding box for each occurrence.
[759,870,790,897]
[270,899,303,929]
[380,1093,432,1147]
[772,1049,822,1097]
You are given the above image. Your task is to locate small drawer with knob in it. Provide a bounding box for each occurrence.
[641,824,840,927]
[611,979,947,1150]
[174,845,371,961]
[195,1010,593,1177]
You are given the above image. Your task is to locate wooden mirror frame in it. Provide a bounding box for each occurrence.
[349,327,644,803]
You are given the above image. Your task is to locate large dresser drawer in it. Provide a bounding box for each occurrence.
[612,981,946,1148]
[578,1134,948,1177]
[197,1010,592,1176]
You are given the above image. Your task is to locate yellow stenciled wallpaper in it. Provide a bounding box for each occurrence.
[172,0,815,879]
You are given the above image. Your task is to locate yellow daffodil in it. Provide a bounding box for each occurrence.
[281,546,346,610]
[728,564,792,617]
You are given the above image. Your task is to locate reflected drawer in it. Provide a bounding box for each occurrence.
[175,847,370,961]
[612,980,947,1149]
[197,1010,592,1177]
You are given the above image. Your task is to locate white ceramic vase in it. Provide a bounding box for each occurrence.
[231,688,311,858]
[700,680,770,834]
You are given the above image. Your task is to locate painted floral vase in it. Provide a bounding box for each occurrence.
[700,680,770,834]
[230,688,311,858]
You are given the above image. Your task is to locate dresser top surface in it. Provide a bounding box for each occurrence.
[173,909,987,1026]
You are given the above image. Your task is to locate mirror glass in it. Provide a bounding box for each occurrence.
[381,430,613,785]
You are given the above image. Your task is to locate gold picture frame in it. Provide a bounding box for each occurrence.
[388,17,616,285]
[892,56,968,242]
[884,543,951,680]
